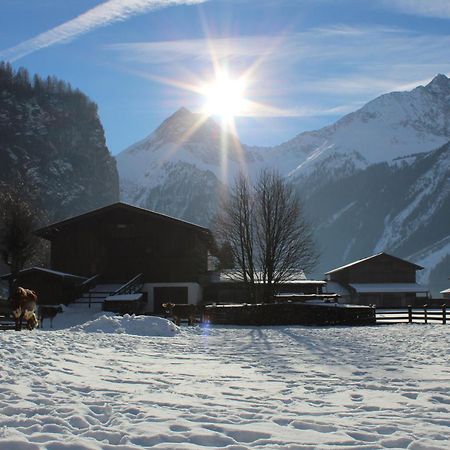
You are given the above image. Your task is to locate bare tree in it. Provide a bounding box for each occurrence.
[0,184,44,296]
[214,170,318,302]
[255,169,317,301]
[214,173,257,301]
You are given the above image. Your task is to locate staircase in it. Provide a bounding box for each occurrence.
[73,283,124,308]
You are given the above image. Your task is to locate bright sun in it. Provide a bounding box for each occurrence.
[202,75,246,119]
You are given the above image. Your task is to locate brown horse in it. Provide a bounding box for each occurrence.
[11,287,38,331]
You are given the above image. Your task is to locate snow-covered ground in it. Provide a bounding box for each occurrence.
[1,322,449,449]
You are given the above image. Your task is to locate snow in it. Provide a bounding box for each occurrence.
[117,75,450,210]
[408,235,450,285]
[70,314,178,337]
[40,303,120,330]
[1,325,450,449]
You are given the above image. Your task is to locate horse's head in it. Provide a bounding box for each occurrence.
[14,287,37,303]
[15,287,27,299]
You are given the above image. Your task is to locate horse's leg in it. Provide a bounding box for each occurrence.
[13,307,22,331]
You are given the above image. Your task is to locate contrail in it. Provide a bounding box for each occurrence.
[0,0,207,62]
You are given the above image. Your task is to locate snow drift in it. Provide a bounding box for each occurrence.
[70,313,179,337]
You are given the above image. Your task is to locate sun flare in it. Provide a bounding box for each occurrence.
[202,75,246,119]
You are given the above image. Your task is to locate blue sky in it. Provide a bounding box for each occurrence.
[1,0,450,154]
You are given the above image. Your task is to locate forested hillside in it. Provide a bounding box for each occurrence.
[0,62,119,222]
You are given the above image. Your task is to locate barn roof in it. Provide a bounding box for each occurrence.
[35,202,210,240]
[324,252,423,275]
[0,267,87,281]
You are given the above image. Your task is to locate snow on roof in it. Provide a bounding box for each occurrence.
[325,252,423,274]
[213,270,323,284]
[350,283,429,293]
[0,267,87,281]
[440,288,450,294]
[35,202,209,239]
[205,301,371,309]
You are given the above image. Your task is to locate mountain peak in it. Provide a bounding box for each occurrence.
[425,73,450,94]
[172,106,193,117]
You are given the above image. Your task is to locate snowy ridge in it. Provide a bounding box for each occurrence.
[266,74,450,180]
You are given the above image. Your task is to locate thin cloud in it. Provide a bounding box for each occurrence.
[106,26,407,64]
[241,102,364,118]
[107,26,450,94]
[383,0,450,19]
[0,0,206,62]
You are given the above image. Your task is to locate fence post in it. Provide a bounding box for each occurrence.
[408,305,412,324]
[423,304,428,324]
[443,304,447,325]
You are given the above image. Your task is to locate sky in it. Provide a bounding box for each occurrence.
[1,0,450,154]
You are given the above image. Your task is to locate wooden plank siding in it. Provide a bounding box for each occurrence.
[328,254,418,284]
[36,203,211,284]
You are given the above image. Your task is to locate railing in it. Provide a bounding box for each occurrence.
[76,273,144,308]
[79,290,116,308]
[376,305,448,325]
[112,273,144,296]
[79,274,100,293]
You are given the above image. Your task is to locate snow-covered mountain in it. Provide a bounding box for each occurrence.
[272,73,450,190]
[117,107,265,224]
[117,74,450,294]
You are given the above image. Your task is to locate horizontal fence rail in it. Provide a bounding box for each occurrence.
[376,305,448,324]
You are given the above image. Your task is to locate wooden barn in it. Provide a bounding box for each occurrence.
[324,252,429,307]
[34,202,212,313]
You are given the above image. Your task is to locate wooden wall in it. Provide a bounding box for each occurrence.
[49,207,209,283]
[329,254,417,284]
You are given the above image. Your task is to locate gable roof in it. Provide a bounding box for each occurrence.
[35,202,210,240]
[325,252,423,275]
[0,267,87,281]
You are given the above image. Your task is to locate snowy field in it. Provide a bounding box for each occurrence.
[1,321,450,449]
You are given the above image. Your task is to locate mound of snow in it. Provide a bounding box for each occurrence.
[70,314,179,337]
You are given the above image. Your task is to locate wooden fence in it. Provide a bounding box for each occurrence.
[376,305,448,324]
